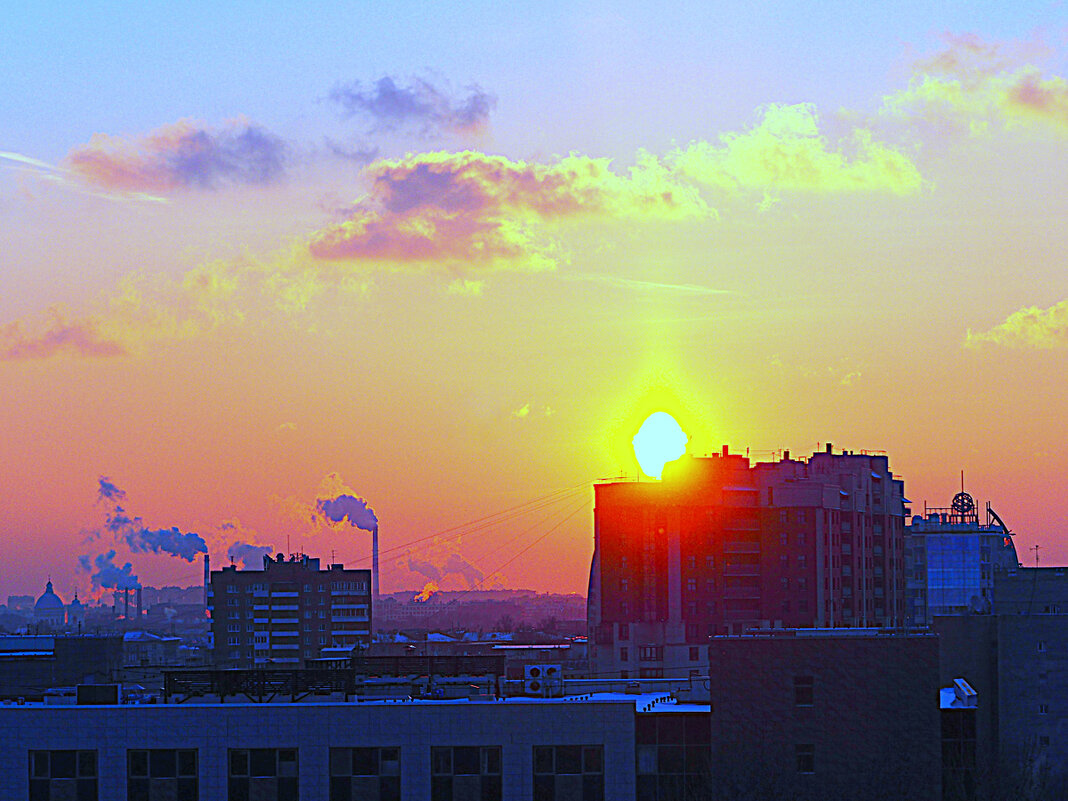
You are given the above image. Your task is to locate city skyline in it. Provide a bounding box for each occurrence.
[4,3,1068,598]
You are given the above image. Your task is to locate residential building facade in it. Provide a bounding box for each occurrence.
[209,553,371,668]
[588,446,908,678]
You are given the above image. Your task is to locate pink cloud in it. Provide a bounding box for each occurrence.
[0,312,126,360]
[66,119,287,193]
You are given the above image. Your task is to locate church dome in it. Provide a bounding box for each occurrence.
[34,580,64,611]
[68,592,84,609]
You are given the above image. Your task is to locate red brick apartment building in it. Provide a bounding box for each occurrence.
[588,445,908,678]
[209,553,371,667]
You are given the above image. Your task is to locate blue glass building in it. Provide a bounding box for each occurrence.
[904,491,1019,625]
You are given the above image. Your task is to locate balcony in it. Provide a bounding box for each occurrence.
[724,542,760,554]
[723,565,760,577]
[723,587,761,600]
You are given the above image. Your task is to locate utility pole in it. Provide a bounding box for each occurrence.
[1030,544,1041,567]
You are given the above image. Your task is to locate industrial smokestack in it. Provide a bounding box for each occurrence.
[372,525,380,601]
[123,588,130,621]
[136,586,142,623]
[203,553,210,612]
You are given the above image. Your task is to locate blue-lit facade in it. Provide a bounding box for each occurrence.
[904,492,1019,626]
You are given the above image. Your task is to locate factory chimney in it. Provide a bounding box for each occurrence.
[372,525,380,601]
[123,588,130,621]
[136,586,142,623]
[203,553,210,613]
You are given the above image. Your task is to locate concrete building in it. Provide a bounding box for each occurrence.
[0,689,706,800]
[209,553,371,668]
[0,635,124,700]
[706,629,942,801]
[904,491,1019,625]
[588,446,907,679]
[933,567,1068,795]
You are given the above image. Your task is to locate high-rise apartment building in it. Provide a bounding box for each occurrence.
[209,553,371,668]
[587,445,907,678]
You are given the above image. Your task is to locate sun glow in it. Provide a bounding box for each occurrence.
[632,412,688,479]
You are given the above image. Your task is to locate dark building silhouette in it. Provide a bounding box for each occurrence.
[707,630,941,801]
[588,446,907,678]
[209,553,371,667]
[935,566,1068,792]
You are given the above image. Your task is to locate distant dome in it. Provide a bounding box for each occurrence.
[35,580,64,611]
[68,592,84,609]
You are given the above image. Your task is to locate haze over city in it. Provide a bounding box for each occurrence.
[4,2,1068,599]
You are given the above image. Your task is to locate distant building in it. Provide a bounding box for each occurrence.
[208,553,371,668]
[33,581,65,630]
[66,593,85,629]
[6,595,34,613]
[588,446,907,679]
[904,491,1019,625]
[707,629,941,801]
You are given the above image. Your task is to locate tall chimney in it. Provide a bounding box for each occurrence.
[372,525,380,601]
[124,588,130,621]
[203,553,210,612]
[136,586,142,623]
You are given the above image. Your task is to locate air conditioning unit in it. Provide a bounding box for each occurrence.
[524,664,563,697]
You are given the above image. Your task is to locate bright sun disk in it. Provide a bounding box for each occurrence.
[632,411,687,479]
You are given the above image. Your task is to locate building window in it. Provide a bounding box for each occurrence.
[229,748,298,801]
[620,601,629,616]
[1039,704,1049,715]
[618,623,629,640]
[689,647,699,662]
[639,646,664,662]
[128,749,198,800]
[798,555,807,569]
[687,555,696,570]
[794,675,814,707]
[431,746,501,801]
[1038,641,1047,652]
[29,750,97,801]
[706,556,715,569]
[780,532,788,546]
[620,647,629,662]
[686,579,697,592]
[619,578,628,592]
[533,745,603,801]
[795,744,815,774]
[780,577,789,590]
[330,747,400,801]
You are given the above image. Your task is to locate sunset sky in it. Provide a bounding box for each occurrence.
[4,2,1068,600]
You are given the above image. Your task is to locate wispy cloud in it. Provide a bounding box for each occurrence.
[66,119,288,192]
[562,272,734,295]
[966,300,1068,349]
[330,75,496,137]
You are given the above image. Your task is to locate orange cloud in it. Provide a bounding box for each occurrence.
[883,33,1068,135]
[66,119,287,193]
[308,150,710,272]
[966,301,1068,349]
[0,310,126,360]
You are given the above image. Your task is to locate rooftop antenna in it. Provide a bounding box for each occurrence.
[1031,544,1041,567]
[961,470,965,493]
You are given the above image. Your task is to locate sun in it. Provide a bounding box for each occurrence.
[632,412,688,479]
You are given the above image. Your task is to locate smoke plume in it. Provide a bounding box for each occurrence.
[317,494,378,531]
